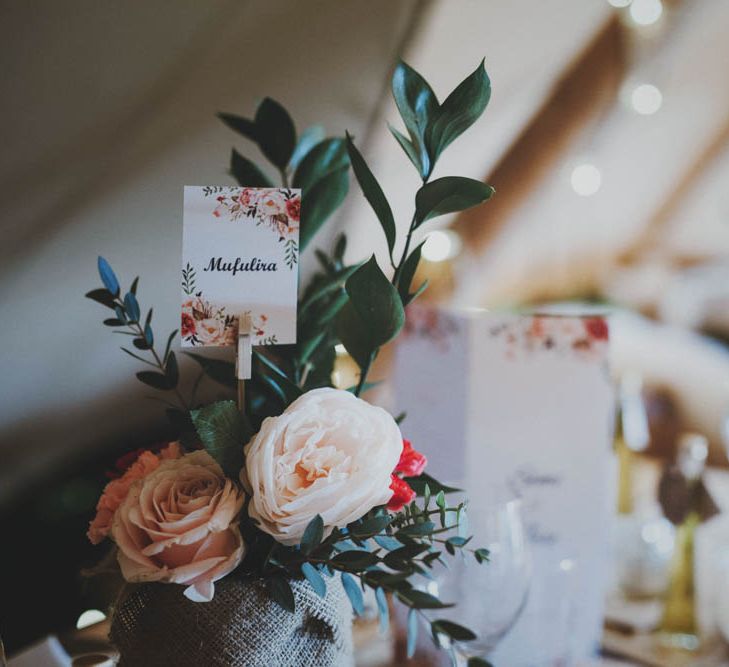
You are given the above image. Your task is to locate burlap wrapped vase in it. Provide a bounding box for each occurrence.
[110,574,354,667]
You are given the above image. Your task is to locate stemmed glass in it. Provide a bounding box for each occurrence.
[428,498,532,665]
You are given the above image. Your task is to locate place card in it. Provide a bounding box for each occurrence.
[181,186,300,347]
[393,305,614,665]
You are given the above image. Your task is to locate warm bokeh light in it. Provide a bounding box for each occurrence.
[570,163,602,196]
[630,83,663,115]
[629,0,663,26]
[422,229,462,262]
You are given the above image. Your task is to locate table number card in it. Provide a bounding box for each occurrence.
[394,305,614,665]
[181,186,300,347]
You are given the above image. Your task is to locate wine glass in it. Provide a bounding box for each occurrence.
[428,498,531,664]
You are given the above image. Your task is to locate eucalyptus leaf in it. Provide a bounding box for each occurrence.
[230,149,273,187]
[340,572,364,616]
[254,97,296,170]
[185,352,236,388]
[85,288,116,310]
[375,587,389,634]
[345,133,396,258]
[123,292,140,323]
[406,608,418,658]
[135,371,174,391]
[266,575,296,613]
[301,515,324,554]
[414,177,494,227]
[301,562,327,598]
[431,619,477,642]
[189,400,251,477]
[97,256,120,296]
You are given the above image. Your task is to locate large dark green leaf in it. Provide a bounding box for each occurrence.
[289,125,325,171]
[217,112,258,142]
[392,61,438,179]
[254,98,296,170]
[300,165,349,251]
[414,177,494,227]
[230,149,273,187]
[293,138,349,191]
[189,400,251,477]
[429,59,491,160]
[336,256,404,368]
[345,133,396,258]
[397,240,426,304]
[301,515,324,555]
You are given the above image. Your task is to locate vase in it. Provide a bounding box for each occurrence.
[110,574,354,667]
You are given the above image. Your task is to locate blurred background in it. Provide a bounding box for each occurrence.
[2,0,729,662]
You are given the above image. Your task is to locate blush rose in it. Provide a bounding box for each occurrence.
[112,451,245,602]
[243,388,403,545]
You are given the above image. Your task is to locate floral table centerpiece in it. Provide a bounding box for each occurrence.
[85,58,495,667]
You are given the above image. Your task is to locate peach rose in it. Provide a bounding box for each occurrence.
[112,450,245,602]
[244,388,403,545]
[87,442,181,545]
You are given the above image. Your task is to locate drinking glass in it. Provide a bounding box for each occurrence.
[428,498,532,664]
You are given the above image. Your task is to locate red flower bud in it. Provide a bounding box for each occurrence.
[387,474,416,512]
[395,439,427,477]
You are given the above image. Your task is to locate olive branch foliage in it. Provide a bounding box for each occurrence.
[85,59,494,664]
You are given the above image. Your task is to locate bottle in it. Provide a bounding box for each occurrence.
[658,433,708,651]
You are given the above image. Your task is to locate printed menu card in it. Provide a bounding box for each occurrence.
[181,186,300,347]
[394,305,615,665]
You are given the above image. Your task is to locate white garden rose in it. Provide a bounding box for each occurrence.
[244,387,403,545]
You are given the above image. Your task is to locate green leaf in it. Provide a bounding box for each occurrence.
[414,176,494,227]
[135,371,174,391]
[254,97,296,170]
[289,125,326,171]
[467,658,493,667]
[266,575,296,613]
[398,240,426,304]
[301,562,327,598]
[165,351,179,387]
[97,256,120,296]
[341,573,364,616]
[348,515,391,539]
[397,521,435,537]
[185,352,236,388]
[123,292,140,323]
[300,165,349,251]
[336,256,405,368]
[474,548,490,564]
[345,133,396,258]
[375,587,389,634]
[406,608,418,658]
[397,589,453,610]
[86,288,116,310]
[293,138,349,191]
[374,535,402,551]
[388,123,421,173]
[331,550,379,570]
[130,276,139,295]
[435,491,446,510]
[301,515,324,554]
[405,473,462,496]
[230,149,273,187]
[431,619,477,642]
[217,112,258,142]
[163,329,178,363]
[429,59,491,160]
[253,352,303,403]
[392,61,439,179]
[189,400,251,478]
